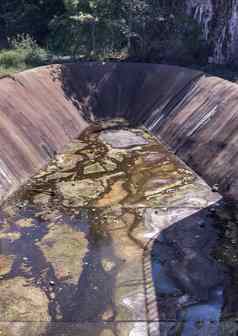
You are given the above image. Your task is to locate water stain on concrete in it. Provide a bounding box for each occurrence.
[0,121,236,335]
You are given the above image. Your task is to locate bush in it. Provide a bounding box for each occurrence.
[0,34,48,75]
[145,14,209,66]
[10,34,48,66]
[0,49,25,68]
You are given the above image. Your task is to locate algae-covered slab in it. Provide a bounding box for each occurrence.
[37,224,88,284]
[0,277,50,336]
[0,255,15,276]
[59,178,106,207]
[100,129,149,148]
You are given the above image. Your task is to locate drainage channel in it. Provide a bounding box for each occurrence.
[0,120,237,336]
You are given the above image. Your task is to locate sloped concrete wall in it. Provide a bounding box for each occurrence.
[147,74,238,197]
[0,62,237,201]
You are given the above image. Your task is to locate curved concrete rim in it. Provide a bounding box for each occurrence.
[0,62,237,202]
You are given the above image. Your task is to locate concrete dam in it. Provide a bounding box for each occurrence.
[0,63,238,336]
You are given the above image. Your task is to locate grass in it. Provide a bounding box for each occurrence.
[1,35,238,83]
[0,49,26,76]
[0,65,28,76]
[0,35,48,76]
[0,49,48,76]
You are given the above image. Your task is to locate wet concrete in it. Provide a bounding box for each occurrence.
[0,121,237,335]
[3,63,238,201]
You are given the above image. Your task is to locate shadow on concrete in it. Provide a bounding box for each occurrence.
[41,62,238,334]
[44,201,238,336]
[144,201,238,336]
[49,62,202,126]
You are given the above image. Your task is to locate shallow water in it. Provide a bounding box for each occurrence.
[0,121,237,336]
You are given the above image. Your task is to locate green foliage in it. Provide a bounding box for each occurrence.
[0,0,65,43]
[10,34,48,66]
[0,0,209,67]
[48,0,127,56]
[0,34,48,75]
[64,0,80,13]
[0,49,25,69]
[146,13,209,65]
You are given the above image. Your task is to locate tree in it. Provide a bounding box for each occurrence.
[49,0,126,56]
[0,0,208,65]
[0,0,65,46]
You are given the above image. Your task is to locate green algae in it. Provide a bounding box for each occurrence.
[0,122,226,336]
[0,277,50,336]
[0,255,15,276]
[10,124,202,210]
[37,223,88,285]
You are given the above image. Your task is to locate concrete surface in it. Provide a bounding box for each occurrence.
[0,125,231,336]
[0,63,238,201]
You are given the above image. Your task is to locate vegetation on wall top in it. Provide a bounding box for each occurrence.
[0,0,211,75]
